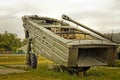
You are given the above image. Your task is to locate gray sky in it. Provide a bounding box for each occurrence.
[0,0,120,39]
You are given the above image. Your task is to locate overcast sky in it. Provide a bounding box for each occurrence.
[0,0,120,39]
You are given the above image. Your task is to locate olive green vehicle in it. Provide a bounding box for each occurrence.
[22,15,117,74]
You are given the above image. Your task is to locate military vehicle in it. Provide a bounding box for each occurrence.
[22,15,117,74]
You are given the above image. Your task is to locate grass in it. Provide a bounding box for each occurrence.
[0,55,25,64]
[0,54,52,65]
[0,54,120,80]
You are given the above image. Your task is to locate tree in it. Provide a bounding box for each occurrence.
[0,31,22,52]
[22,38,28,46]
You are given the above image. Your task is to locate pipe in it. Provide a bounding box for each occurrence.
[62,14,113,42]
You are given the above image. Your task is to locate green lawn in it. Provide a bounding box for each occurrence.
[0,54,120,80]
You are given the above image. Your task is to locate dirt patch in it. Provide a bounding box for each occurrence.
[0,68,27,75]
[6,64,26,68]
[0,65,27,75]
[0,66,6,69]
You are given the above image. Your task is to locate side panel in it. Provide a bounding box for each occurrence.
[67,48,78,67]
[24,21,69,66]
[106,47,116,65]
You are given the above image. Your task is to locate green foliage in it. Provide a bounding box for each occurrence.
[0,54,25,64]
[1,64,120,80]
[21,38,28,46]
[0,31,22,52]
[115,60,120,67]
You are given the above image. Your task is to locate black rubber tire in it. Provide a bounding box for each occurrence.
[30,54,37,69]
[68,68,78,75]
[78,67,90,72]
[68,67,90,75]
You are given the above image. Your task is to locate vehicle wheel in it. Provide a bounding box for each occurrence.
[78,67,90,72]
[30,53,37,69]
[68,67,90,75]
[68,68,79,75]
